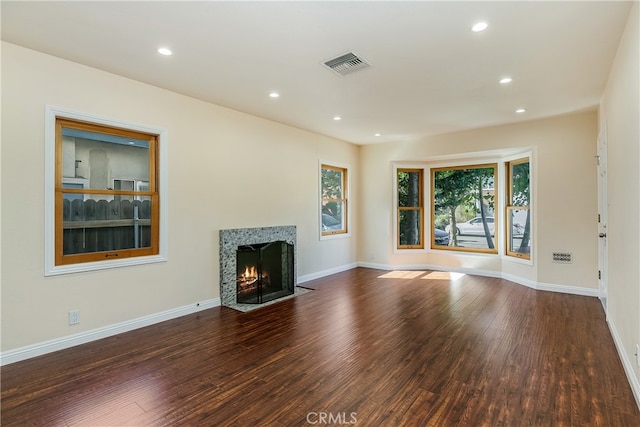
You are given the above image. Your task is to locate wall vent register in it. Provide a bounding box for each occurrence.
[552,252,573,263]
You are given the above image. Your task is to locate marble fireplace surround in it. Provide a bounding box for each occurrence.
[219,226,298,311]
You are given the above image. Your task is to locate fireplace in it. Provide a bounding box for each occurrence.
[219,226,297,310]
[236,241,294,304]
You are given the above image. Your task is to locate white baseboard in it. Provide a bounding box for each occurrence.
[607,317,640,409]
[534,281,599,297]
[298,262,358,284]
[0,298,220,366]
[501,272,599,297]
[358,261,599,297]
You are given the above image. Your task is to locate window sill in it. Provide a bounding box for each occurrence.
[320,232,351,241]
[502,254,534,266]
[394,247,427,254]
[45,254,167,276]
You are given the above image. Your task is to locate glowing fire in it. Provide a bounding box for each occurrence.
[240,265,258,285]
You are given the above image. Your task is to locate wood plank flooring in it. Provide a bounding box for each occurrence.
[2,267,639,426]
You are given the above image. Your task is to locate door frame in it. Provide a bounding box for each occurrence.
[597,122,609,316]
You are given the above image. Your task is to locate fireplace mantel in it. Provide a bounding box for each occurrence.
[219,226,297,309]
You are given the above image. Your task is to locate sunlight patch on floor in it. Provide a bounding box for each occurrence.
[378,270,466,281]
[378,270,426,279]
[422,271,466,281]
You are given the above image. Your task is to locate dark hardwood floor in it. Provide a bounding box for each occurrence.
[2,267,639,426]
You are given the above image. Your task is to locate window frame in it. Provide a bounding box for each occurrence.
[45,106,168,276]
[396,168,424,250]
[505,157,532,260]
[320,162,349,238]
[430,162,499,254]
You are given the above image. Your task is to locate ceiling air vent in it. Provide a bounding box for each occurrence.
[323,52,371,76]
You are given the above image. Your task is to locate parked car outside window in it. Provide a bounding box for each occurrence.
[434,228,450,246]
[322,213,342,231]
[446,217,495,236]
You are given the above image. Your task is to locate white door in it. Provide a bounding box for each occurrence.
[597,123,609,314]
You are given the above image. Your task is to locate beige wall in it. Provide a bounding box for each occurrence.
[0,42,359,351]
[359,111,599,289]
[1,2,636,378]
[599,2,640,393]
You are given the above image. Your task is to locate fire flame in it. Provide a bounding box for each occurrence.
[238,266,258,287]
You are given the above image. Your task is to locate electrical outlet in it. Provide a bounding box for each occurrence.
[68,310,80,325]
[636,344,640,367]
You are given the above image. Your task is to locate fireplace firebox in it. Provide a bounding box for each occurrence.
[236,240,294,304]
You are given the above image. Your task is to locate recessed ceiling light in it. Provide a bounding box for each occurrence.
[157,47,172,56]
[333,116,342,121]
[516,108,526,114]
[374,133,381,137]
[500,77,512,84]
[471,22,488,32]
[269,92,280,98]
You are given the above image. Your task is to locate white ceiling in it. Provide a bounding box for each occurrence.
[1,1,633,145]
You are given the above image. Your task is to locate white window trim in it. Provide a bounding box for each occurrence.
[44,105,169,276]
[319,159,351,240]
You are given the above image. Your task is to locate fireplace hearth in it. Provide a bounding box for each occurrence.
[236,241,294,304]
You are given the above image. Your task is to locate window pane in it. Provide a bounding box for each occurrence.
[321,164,347,235]
[397,169,423,248]
[507,207,531,257]
[321,168,343,199]
[433,165,497,252]
[62,127,150,191]
[510,161,530,206]
[506,158,531,260]
[398,170,421,207]
[321,201,344,231]
[399,209,422,246]
[62,195,153,254]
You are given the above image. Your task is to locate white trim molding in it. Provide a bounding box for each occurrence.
[358,261,599,297]
[607,318,640,409]
[44,105,169,276]
[0,298,219,366]
[298,262,358,284]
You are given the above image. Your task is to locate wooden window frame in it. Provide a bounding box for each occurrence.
[320,163,348,237]
[45,106,168,275]
[397,168,424,249]
[505,157,531,260]
[431,163,498,254]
